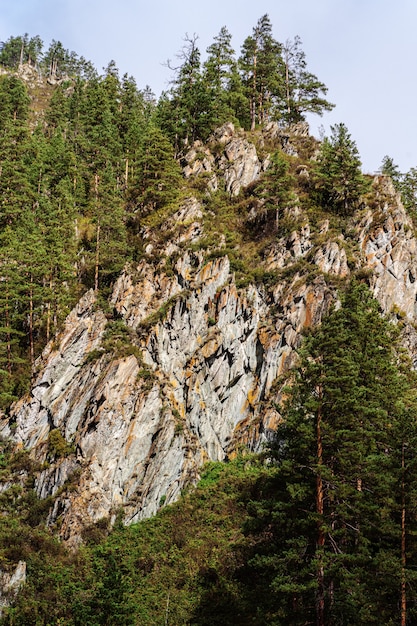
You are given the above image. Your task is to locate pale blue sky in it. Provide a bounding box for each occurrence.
[1,0,415,173]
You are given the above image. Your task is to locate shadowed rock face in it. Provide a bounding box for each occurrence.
[1,133,416,546]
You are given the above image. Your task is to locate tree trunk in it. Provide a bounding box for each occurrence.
[46,301,51,344]
[94,174,100,292]
[19,41,24,67]
[45,274,53,344]
[29,273,34,368]
[94,219,100,292]
[285,53,291,116]
[165,590,170,626]
[251,49,257,131]
[5,281,12,375]
[316,384,325,626]
[401,441,407,626]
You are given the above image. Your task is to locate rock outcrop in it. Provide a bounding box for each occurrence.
[359,177,417,319]
[183,122,267,195]
[0,561,26,616]
[1,131,417,545]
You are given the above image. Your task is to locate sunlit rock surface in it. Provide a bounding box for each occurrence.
[1,136,417,545]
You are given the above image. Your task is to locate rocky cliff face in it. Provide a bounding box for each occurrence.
[1,128,416,545]
[0,561,26,617]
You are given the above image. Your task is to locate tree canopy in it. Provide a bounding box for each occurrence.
[158,14,334,147]
[314,123,369,214]
[265,280,417,624]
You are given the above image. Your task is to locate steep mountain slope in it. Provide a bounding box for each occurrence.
[1,124,416,545]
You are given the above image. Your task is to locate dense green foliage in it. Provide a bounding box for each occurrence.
[0,34,95,79]
[0,66,155,402]
[266,281,417,624]
[158,14,333,148]
[314,123,369,214]
[380,155,417,221]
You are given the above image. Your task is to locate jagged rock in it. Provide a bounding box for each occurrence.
[183,142,215,178]
[182,123,262,196]
[314,242,349,276]
[263,120,311,156]
[210,122,236,144]
[0,246,337,542]
[359,177,417,319]
[264,222,312,270]
[3,158,417,545]
[220,137,262,195]
[142,197,204,257]
[0,290,107,449]
[296,164,310,182]
[288,121,310,137]
[163,196,204,247]
[262,121,281,142]
[0,561,26,616]
[17,63,43,86]
[168,196,203,224]
[110,251,203,330]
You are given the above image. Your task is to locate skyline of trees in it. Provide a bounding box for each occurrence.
[158,15,334,148]
[0,14,334,146]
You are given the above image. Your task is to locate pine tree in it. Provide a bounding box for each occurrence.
[0,34,43,69]
[29,126,78,340]
[250,150,295,232]
[0,78,33,228]
[129,124,182,215]
[203,26,240,125]
[0,75,30,124]
[266,280,417,624]
[42,39,67,79]
[80,74,123,172]
[119,74,152,188]
[159,35,214,149]
[380,155,402,187]
[17,215,49,367]
[44,84,70,132]
[80,163,128,292]
[399,167,417,217]
[314,123,369,214]
[281,36,334,124]
[0,227,27,407]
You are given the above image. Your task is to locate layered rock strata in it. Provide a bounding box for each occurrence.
[1,146,416,544]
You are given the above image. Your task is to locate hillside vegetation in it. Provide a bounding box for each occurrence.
[1,15,417,626]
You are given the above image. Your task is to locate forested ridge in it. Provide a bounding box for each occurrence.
[0,13,337,408]
[1,14,417,625]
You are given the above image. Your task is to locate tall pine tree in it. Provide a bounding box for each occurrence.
[314,123,369,215]
[239,15,283,130]
[265,280,417,624]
